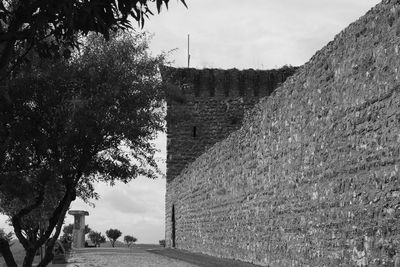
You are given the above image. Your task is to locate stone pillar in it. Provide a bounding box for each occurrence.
[68,210,89,248]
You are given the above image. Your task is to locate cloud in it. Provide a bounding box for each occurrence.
[144,0,380,69]
[68,175,166,243]
[1,0,383,245]
[99,180,164,215]
[101,189,149,215]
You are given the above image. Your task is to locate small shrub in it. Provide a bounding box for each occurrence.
[124,235,137,247]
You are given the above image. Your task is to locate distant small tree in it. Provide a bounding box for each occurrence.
[124,235,137,247]
[88,231,106,247]
[62,224,91,239]
[106,229,122,247]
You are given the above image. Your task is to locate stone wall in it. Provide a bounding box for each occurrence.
[163,67,297,182]
[166,0,400,266]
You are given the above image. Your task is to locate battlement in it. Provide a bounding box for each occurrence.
[163,66,297,182]
[161,66,298,99]
[165,2,400,265]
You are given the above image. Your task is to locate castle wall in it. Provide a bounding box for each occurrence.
[164,67,297,182]
[165,1,400,266]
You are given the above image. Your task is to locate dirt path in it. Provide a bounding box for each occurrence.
[61,246,197,267]
[59,246,196,267]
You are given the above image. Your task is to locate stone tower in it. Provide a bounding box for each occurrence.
[162,1,400,266]
[162,66,297,183]
[68,210,89,248]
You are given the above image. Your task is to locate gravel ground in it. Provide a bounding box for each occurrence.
[64,247,198,267]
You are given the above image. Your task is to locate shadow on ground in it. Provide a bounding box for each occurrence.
[148,248,263,267]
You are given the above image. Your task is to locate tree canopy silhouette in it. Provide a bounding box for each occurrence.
[106,229,122,247]
[88,231,106,247]
[124,235,137,247]
[0,31,165,267]
[0,0,187,80]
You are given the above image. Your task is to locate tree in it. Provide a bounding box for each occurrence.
[88,231,106,247]
[106,229,122,248]
[62,224,91,239]
[0,31,165,267]
[0,0,187,81]
[123,235,137,247]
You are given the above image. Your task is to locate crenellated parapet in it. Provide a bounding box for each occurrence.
[161,66,298,99]
[165,1,400,265]
[162,66,297,182]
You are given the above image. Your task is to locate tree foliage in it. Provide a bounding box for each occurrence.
[0,31,165,267]
[106,229,122,247]
[0,229,13,244]
[88,231,106,247]
[0,0,187,80]
[123,235,137,247]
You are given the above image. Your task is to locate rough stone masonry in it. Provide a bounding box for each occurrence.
[163,66,297,182]
[165,0,400,266]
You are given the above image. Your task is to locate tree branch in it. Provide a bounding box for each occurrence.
[36,184,75,247]
[0,237,17,267]
[11,186,45,250]
[0,37,34,82]
[0,29,31,42]
[36,185,75,267]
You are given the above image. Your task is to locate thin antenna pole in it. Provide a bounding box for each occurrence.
[187,34,190,68]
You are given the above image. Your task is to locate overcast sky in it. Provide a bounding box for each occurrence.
[1,0,381,244]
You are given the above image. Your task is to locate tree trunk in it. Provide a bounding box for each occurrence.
[22,249,36,267]
[37,189,75,267]
[0,238,17,267]
[36,245,53,267]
